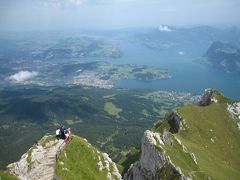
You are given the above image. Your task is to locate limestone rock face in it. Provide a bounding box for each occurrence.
[227,102,240,129]
[123,130,185,180]
[228,102,240,118]
[199,88,218,106]
[7,136,65,180]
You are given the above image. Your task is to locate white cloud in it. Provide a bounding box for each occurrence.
[42,0,86,8]
[68,0,85,6]
[158,25,172,32]
[9,71,38,83]
[178,51,185,55]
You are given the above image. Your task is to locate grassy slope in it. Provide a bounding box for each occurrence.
[57,136,109,180]
[0,171,17,180]
[177,103,240,179]
[155,99,240,179]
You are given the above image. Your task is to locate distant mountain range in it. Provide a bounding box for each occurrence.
[198,41,240,73]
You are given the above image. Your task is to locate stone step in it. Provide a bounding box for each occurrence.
[47,156,56,159]
[43,161,55,165]
[39,174,54,180]
[42,168,54,173]
[44,162,55,166]
[40,171,54,177]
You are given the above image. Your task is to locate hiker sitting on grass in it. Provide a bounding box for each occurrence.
[56,126,71,143]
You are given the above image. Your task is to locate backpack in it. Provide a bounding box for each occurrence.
[56,129,60,135]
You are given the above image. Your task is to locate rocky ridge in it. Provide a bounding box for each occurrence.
[123,130,185,180]
[7,135,65,180]
[7,135,122,180]
[123,88,240,179]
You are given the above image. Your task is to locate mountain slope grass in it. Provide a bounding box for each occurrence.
[57,136,108,180]
[176,103,240,179]
[0,171,17,180]
[155,97,240,179]
[57,136,121,180]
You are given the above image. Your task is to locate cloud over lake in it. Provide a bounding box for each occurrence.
[9,71,38,83]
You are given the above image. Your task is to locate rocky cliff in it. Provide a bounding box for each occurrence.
[124,130,185,180]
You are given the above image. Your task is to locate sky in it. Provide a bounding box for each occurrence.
[0,0,240,32]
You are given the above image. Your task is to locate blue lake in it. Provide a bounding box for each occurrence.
[112,41,240,99]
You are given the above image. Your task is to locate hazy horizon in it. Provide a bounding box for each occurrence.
[1,0,240,32]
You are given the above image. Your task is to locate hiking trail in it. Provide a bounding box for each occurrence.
[8,135,66,180]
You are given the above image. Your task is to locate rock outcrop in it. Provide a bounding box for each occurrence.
[123,130,185,180]
[167,112,182,134]
[199,88,218,106]
[227,102,240,129]
[228,102,240,118]
[7,136,65,180]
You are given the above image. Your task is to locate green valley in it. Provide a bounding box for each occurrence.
[0,86,197,170]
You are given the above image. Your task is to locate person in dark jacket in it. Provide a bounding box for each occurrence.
[60,125,66,139]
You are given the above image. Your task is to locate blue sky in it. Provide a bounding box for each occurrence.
[0,0,240,31]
